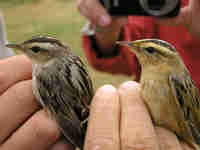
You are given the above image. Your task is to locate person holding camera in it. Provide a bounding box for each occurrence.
[78,0,200,90]
[0,0,199,149]
[76,0,200,149]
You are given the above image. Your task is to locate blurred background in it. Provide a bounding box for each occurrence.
[1,0,131,90]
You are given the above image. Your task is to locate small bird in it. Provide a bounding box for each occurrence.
[6,36,94,150]
[117,39,200,149]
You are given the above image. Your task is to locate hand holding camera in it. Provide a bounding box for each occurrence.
[78,0,181,55]
[99,0,181,17]
[77,0,181,28]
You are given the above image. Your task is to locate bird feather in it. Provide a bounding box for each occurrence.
[32,54,93,149]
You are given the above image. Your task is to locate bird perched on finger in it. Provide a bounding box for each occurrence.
[6,36,94,150]
[117,39,200,149]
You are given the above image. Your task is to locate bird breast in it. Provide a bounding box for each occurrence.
[141,78,185,134]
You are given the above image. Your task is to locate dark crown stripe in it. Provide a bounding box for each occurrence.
[153,41,176,52]
[144,39,177,52]
[23,36,66,48]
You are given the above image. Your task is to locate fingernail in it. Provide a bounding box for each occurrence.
[99,15,111,26]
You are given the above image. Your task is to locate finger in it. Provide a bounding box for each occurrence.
[77,0,111,26]
[180,142,195,150]
[0,55,32,94]
[155,127,182,150]
[1,110,61,150]
[84,85,120,150]
[48,139,75,150]
[114,17,128,27]
[156,7,190,26]
[0,80,39,143]
[118,81,160,150]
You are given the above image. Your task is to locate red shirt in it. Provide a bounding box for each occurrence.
[82,0,200,89]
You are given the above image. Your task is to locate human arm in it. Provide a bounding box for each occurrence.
[77,0,158,78]
[77,0,125,52]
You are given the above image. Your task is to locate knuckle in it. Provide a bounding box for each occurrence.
[121,136,134,150]
[86,136,118,149]
[76,0,101,23]
[121,135,158,150]
[0,72,6,84]
[122,143,145,150]
[91,13,101,23]
[0,72,8,93]
[31,111,60,141]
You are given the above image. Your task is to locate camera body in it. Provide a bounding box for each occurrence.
[99,0,181,18]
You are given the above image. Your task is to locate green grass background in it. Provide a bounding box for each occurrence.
[1,0,131,90]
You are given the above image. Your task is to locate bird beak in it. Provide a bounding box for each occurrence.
[116,41,143,54]
[6,43,21,49]
[116,41,138,48]
[116,40,144,47]
[6,43,25,53]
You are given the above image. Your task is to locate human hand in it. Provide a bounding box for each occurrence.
[0,55,74,150]
[156,0,200,37]
[77,0,127,52]
[76,0,127,27]
[84,81,194,150]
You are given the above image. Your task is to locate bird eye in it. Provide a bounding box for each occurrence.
[145,47,155,54]
[30,46,41,53]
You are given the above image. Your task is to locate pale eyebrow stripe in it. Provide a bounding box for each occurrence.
[151,40,176,52]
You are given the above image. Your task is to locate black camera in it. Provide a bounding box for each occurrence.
[99,0,181,18]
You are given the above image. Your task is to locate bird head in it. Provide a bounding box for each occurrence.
[117,39,182,68]
[6,36,69,64]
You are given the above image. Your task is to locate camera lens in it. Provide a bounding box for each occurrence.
[148,0,166,10]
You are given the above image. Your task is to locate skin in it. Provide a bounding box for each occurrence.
[157,0,200,37]
[77,0,200,54]
[85,82,193,150]
[0,55,73,150]
[0,55,194,150]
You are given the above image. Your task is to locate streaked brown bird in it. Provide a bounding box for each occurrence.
[117,39,200,149]
[6,36,94,150]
